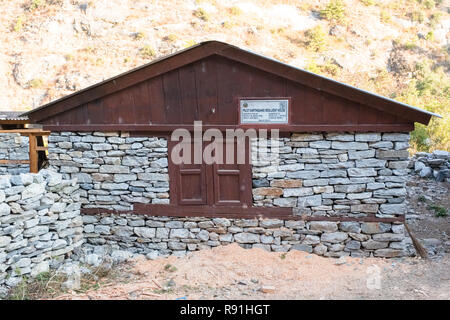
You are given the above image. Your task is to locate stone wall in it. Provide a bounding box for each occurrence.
[39,131,414,260]
[0,133,29,175]
[0,170,83,284]
[47,132,169,210]
[410,150,449,182]
[82,214,411,258]
[252,132,410,218]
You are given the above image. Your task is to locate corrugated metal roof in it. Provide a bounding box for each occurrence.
[0,111,29,120]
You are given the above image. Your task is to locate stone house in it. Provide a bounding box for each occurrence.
[17,41,439,258]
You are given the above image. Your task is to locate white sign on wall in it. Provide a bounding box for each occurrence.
[240,99,289,124]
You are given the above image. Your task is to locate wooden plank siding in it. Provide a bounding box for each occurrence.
[38,55,415,131]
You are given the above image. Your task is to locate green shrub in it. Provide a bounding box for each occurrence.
[397,59,450,152]
[13,16,24,32]
[29,78,43,88]
[425,31,434,41]
[183,39,197,48]
[193,8,210,21]
[360,0,375,5]
[380,10,392,23]
[410,123,430,151]
[134,31,146,40]
[222,21,234,29]
[321,62,340,76]
[410,10,425,23]
[164,264,177,272]
[165,34,177,42]
[402,40,418,50]
[28,0,43,11]
[305,25,327,52]
[320,0,346,24]
[306,60,341,76]
[306,61,321,74]
[429,12,442,28]
[428,205,448,217]
[229,6,242,15]
[140,45,156,58]
[418,0,436,9]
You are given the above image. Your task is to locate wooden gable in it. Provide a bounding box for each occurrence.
[23,41,437,132]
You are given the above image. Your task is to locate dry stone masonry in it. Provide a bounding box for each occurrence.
[47,132,169,210]
[0,170,82,285]
[45,131,413,258]
[0,130,417,287]
[409,150,450,182]
[252,132,410,218]
[82,214,411,259]
[0,133,29,175]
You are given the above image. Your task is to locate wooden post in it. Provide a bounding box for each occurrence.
[0,129,50,173]
[28,133,38,173]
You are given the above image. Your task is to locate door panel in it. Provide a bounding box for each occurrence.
[214,168,241,205]
[212,140,252,206]
[178,166,207,205]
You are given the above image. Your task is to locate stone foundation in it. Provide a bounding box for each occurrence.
[82,213,411,258]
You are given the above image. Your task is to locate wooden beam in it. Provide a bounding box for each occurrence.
[0,119,29,125]
[42,124,415,132]
[0,159,30,164]
[0,129,50,134]
[81,205,405,223]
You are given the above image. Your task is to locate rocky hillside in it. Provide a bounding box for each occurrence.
[0,0,448,150]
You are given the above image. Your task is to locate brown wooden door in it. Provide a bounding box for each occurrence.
[169,138,252,207]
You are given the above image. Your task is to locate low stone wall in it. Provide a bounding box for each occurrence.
[0,170,83,284]
[252,132,410,218]
[47,132,169,210]
[409,150,449,182]
[0,133,29,175]
[82,213,411,258]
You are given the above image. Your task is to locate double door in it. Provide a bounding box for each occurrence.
[168,139,252,207]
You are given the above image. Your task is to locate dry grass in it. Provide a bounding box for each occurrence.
[6,261,132,300]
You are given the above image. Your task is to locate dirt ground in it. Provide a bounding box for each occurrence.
[51,243,449,300]
[406,177,450,251]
